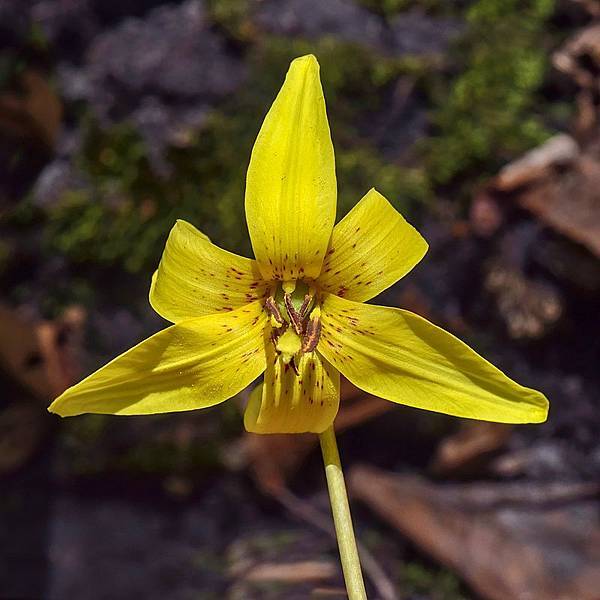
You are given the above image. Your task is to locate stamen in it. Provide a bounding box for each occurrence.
[284,292,304,335]
[298,293,312,319]
[301,307,322,353]
[265,296,285,328]
[266,283,322,371]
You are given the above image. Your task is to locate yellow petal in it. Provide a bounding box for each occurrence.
[150,220,269,322]
[244,346,339,434]
[319,294,548,423]
[49,301,268,416]
[317,189,428,302]
[245,54,337,281]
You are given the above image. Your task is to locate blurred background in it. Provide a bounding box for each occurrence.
[1,0,599,598]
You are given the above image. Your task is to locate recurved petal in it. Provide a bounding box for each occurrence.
[150,220,269,322]
[317,189,428,302]
[49,301,268,416]
[244,346,339,434]
[245,54,337,281]
[319,294,548,424]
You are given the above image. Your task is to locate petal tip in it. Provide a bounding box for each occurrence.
[291,53,319,67]
[288,54,320,80]
[530,394,550,423]
[47,397,66,417]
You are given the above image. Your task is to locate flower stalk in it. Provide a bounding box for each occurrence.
[319,425,367,599]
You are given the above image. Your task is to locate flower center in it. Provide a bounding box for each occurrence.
[264,280,322,375]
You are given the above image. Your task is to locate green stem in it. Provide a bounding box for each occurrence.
[319,425,367,599]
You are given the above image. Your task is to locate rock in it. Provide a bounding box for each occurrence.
[389,10,464,57]
[253,1,463,58]
[32,157,85,208]
[252,0,387,51]
[31,0,99,56]
[59,0,246,170]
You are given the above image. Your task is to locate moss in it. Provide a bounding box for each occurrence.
[205,0,253,40]
[336,148,430,217]
[45,120,227,273]
[424,0,556,188]
[401,561,472,600]
[43,36,427,282]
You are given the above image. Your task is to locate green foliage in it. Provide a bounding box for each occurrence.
[354,0,410,18]
[45,119,245,273]
[44,37,428,278]
[401,561,471,599]
[35,0,557,301]
[336,149,429,218]
[206,0,252,39]
[424,0,556,186]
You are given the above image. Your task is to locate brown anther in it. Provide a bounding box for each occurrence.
[301,315,322,353]
[265,296,285,327]
[298,293,312,319]
[284,292,304,335]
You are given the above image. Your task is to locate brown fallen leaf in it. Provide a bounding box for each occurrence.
[553,24,600,91]
[494,134,580,191]
[515,153,600,259]
[553,24,600,135]
[0,303,85,401]
[350,465,600,600]
[242,560,337,583]
[431,421,513,476]
[310,587,348,597]
[0,305,85,473]
[0,70,62,148]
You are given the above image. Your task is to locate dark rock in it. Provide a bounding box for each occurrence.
[253,0,463,58]
[253,0,388,50]
[47,479,244,599]
[31,129,89,207]
[66,0,245,170]
[31,0,99,59]
[389,10,464,56]
[0,1,33,46]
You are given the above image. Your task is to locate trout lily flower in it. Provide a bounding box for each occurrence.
[49,55,549,433]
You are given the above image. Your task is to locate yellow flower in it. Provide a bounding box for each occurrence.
[49,55,549,433]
